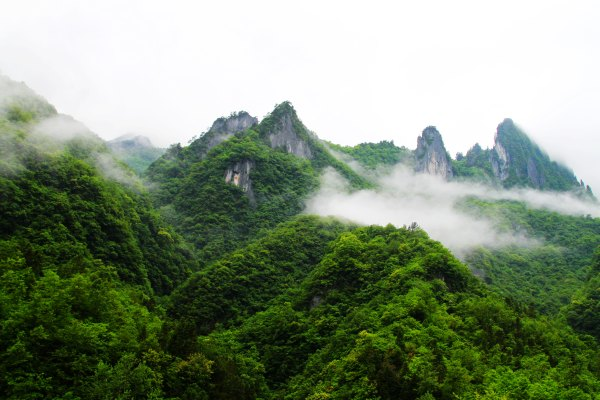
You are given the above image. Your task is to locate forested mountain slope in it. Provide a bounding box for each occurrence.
[0,77,208,398]
[1,74,599,399]
[166,218,600,399]
[146,102,371,263]
[0,90,195,295]
[462,198,600,313]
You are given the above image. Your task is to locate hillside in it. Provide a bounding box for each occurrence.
[1,75,599,399]
[166,218,600,399]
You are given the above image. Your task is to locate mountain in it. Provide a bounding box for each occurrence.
[107,134,165,174]
[146,101,371,263]
[337,117,590,194]
[489,118,581,190]
[414,126,454,179]
[453,118,589,193]
[0,81,195,295]
[0,77,206,398]
[186,111,258,162]
[461,198,600,313]
[2,75,600,399]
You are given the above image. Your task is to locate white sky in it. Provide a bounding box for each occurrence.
[2,0,600,189]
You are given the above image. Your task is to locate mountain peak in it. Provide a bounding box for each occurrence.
[258,101,313,159]
[208,111,258,136]
[187,111,258,161]
[109,134,155,149]
[414,126,453,179]
[271,101,297,117]
[491,119,579,190]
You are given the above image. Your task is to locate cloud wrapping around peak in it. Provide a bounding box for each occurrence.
[305,165,600,256]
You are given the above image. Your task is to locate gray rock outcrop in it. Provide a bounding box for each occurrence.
[267,112,313,159]
[224,159,256,205]
[414,126,453,179]
[491,133,510,182]
[209,111,258,137]
[193,112,258,160]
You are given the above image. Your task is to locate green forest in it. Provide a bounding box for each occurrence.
[1,85,600,399]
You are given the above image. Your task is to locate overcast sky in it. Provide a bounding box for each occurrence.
[2,0,599,189]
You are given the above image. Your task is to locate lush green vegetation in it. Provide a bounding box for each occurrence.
[174,131,320,262]
[462,198,600,314]
[108,141,165,175]
[453,144,495,182]
[326,140,412,170]
[490,119,579,190]
[566,248,600,340]
[0,104,199,398]
[146,102,372,264]
[2,82,600,399]
[0,128,195,295]
[167,221,600,399]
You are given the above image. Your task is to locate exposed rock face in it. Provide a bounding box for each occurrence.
[491,138,510,182]
[194,112,258,160]
[224,159,256,204]
[267,112,313,159]
[526,158,543,188]
[209,111,257,136]
[414,126,453,179]
[490,118,578,190]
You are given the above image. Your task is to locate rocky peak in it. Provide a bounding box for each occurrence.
[490,119,514,182]
[191,111,258,160]
[209,111,258,136]
[490,118,579,190]
[414,126,453,179]
[262,102,313,159]
[108,134,154,150]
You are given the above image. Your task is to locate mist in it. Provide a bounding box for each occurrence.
[305,166,600,257]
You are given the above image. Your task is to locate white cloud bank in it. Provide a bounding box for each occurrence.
[305,166,600,256]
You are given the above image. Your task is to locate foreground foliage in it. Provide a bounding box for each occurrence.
[167,220,600,399]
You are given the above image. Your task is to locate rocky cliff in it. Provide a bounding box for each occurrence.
[260,102,313,159]
[414,126,454,179]
[490,119,578,190]
[224,159,255,205]
[190,111,258,161]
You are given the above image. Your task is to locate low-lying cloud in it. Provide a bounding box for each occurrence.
[305,165,600,257]
[1,111,142,187]
[33,114,100,143]
[94,152,142,188]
